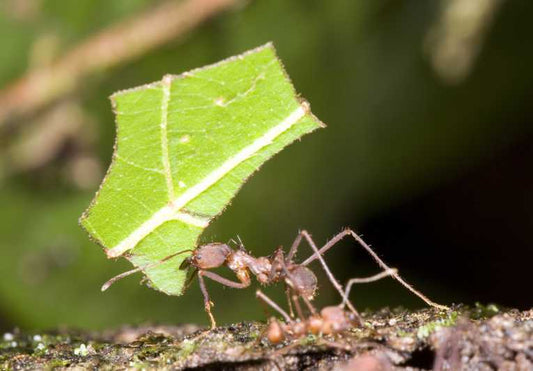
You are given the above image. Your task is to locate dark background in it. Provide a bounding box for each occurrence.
[0,0,531,331]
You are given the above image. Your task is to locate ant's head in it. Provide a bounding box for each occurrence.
[189,243,232,269]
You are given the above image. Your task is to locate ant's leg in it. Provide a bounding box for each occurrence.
[340,268,397,308]
[289,290,306,320]
[301,229,352,266]
[286,232,304,262]
[299,294,318,317]
[292,231,362,321]
[345,229,448,309]
[286,230,348,308]
[197,270,217,329]
[197,270,251,329]
[256,290,292,323]
[254,293,293,349]
[200,270,250,289]
[293,297,305,319]
[303,228,448,310]
[285,286,295,318]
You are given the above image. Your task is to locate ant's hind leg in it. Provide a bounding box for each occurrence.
[286,231,304,262]
[344,229,448,310]
[300,229,352,266]
[293,230,363,322]
[340,268,398,308]
[197,271,217,329]
[303,228,448,310]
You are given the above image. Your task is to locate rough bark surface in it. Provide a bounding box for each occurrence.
[1,306,531,370]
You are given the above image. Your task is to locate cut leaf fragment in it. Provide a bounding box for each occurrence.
[80,43,324,295]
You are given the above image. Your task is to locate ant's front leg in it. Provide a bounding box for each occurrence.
[197,269,251,329]
[197,271,217,329]
[200,270,251,289]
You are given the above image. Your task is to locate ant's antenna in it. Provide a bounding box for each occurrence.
[101,250,193,292]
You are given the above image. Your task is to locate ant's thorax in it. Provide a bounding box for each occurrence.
[226,250,273,284]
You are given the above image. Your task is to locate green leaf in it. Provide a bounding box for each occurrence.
[80,43,324,295]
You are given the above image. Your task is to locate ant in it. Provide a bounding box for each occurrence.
[255,268,397,344]
[102,228,448,328]
[254,267,408,359]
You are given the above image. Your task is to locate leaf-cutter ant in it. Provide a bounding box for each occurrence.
[102,228,448,328]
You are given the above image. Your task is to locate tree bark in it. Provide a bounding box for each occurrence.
[1,306,531,370]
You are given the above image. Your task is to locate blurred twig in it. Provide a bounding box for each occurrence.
[7,100,87,173]
[0,0,239,127]
[425,0,505,84]
[1,98,103,189]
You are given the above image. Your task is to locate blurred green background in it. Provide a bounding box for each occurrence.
[1,0,532,331]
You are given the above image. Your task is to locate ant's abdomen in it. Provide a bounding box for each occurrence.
[287,266,317,299]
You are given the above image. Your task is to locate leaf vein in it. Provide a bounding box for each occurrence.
[116,155,164,174]
[107,102,309,258]
[161,75,175,200]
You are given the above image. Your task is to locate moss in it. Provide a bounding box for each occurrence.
[176,338,197,359]
[45,358,71,368]
[416,311,459,339]
[470,302,500,320]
